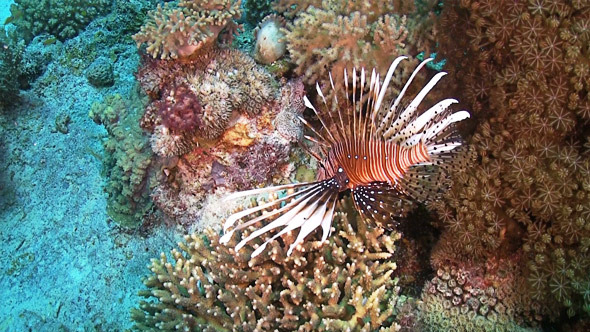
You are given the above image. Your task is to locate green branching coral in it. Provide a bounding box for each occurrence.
[133,0,242,60]
[430,0,590,320]
[89,90,156,228]
[8,0,111,42]
[131,197,404,331]
[278,0,439,85]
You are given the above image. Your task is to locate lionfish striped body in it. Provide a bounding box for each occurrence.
[221,57,470,258]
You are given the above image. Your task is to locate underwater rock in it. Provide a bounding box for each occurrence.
[0,26,24,110]
[86,56,115,88]
[54,113,71,134]
[18,34,60,89]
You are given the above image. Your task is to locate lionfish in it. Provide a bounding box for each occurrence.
[220,56,470,258]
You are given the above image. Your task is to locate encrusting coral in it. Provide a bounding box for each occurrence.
[430,0,590,320]
[89,91,157,228]
[8,0,110,42]
[131,196,405,331]
[133,0,242,60]
[277,0,439,85]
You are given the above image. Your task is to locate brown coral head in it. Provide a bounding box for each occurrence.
[157,83,203,134]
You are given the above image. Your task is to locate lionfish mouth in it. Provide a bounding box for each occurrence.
[221,56,470,259]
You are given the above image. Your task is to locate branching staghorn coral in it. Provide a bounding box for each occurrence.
[431,0,590,319]
[278,0,439,85]
[131,197,404,331]
[133,0,242,60]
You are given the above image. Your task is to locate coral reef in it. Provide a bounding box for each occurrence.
[277,0,439,85]
[135,47,297,226]
[89,91,157,228]
[140,48,279,153]
[154,83,203,135]
[253,15,287,65]
[131,196,404,331]
[133,0,242,60]
[430,0,590,320]
[273,78,306,142]
[8,0,111,42]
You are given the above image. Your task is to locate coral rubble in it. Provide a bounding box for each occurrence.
[132,197,404,331]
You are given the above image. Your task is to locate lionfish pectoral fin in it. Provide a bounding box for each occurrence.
[221,181,320,231]
[223,179,340,257]
[352,182,409,229]
[232,187,321,251]
[287,191,338,255]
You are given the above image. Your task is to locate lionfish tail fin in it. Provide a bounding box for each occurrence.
[221,179,340,258]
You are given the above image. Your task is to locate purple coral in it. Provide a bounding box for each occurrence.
[156,83,203,134]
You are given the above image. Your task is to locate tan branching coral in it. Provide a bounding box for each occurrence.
[133,0,242,59]
[131,197,404,331]
[279,0,438,85]
[431,0,590,319]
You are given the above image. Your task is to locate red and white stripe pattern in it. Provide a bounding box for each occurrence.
[221,56,470,258]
